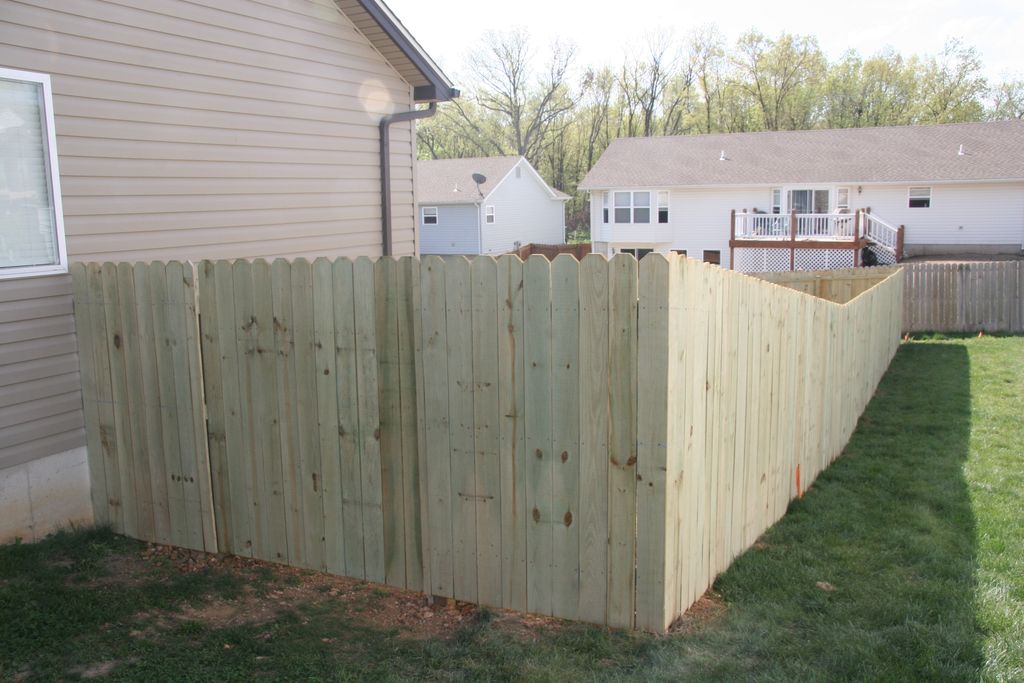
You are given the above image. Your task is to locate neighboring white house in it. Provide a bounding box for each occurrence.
[417,156,569,255]
[578,121,1024,271]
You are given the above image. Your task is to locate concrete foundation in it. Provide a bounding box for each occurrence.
[0,447,93,544]
[903,243,1023,258]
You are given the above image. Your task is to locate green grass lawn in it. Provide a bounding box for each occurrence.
[1,336,1021,682]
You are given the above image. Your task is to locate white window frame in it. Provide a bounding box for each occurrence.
[657,191,670,224]
[908,186,931,208]
[613,190,652,224]
[836,187,851,211]
[602,192,609,224]
[421,206,438,225]
[770,188,782,214]
[485,205,495,224]
[0,67,67,280]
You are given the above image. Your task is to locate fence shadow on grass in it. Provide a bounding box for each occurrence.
[648,341,981,681]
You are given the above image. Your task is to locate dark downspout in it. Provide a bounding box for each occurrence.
[380,102,437,256]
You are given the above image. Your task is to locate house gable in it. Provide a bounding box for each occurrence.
[481,158,567,254]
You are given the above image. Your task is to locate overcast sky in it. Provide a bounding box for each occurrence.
[387,0,1023,83]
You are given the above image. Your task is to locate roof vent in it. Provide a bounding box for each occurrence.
[958,144,966,156]
[719,150,728,161]
[453,183,460,193]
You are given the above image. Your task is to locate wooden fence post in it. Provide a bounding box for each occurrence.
[789,209,798,271]
[729,209,736,270]
[853,211,861,267]
[896,226,905,262]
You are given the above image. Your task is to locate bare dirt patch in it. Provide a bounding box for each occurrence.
[668,590,726,635]
[132,542,566,640]
[71,552,158,590]
[67,659,135,679]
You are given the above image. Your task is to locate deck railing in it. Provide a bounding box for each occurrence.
[861,212,901,252]
[733,211,857,240]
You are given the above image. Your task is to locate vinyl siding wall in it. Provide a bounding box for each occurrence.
[418,204,480,254]
[481,162,566,254]
[590,187,749,267]
[0,274,85,471]
[0,0,418,261]
[858,182,1024,252]
[0,0,420,473]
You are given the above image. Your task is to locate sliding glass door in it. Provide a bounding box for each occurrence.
[786,189,830,214]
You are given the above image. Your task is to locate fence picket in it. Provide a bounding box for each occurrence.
[375,257,406,587]
[353,258,385,584]
[291,259,325,570]
[420,256,453,596]
[524,255,554,616]
[577,255,609,624]
[398,257,424,591]
[470,256,502,607]
[606,254,638,628]
[550,255,581,620]
[100,262,139,539]
[270,255,301,565]
[496,255,527,612]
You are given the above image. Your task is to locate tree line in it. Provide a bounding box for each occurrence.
[417,28,1024,235]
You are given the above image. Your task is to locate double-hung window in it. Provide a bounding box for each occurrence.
[485,205,495,224]
[657,191,669,223]
[908,187,931,208]
[602,192,609,223]
[1,68,66,279]
[422,206,438,224]
[613,191,651,224]
[836,188,850,211]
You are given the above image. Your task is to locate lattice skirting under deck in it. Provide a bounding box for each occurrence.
[733,248,857,273]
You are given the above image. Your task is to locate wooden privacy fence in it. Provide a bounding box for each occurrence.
[646,262,903,629]
[901,260,1023,333]
[70,255,903,632]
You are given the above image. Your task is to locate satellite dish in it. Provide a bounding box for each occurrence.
[471,173,487,185]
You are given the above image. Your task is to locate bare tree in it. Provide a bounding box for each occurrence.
[618,32,680,136]
[916,39,988,123]
[732,31,826,130]
[991,79,1024,120]
[468,29,577,163]
[690,26,726,133]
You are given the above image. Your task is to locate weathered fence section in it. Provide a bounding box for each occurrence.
[512,242,593,260]
[71,254,903,632]
[752,266,897,304]
[636,260,903,630]
[901,260,1023,333]
[70,262,216,553]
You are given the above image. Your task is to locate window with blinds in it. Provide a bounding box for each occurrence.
[0,68,66,279]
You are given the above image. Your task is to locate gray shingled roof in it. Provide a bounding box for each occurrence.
[416,156,569,204]
[578,121,1024,189]
[416,156,522,204]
